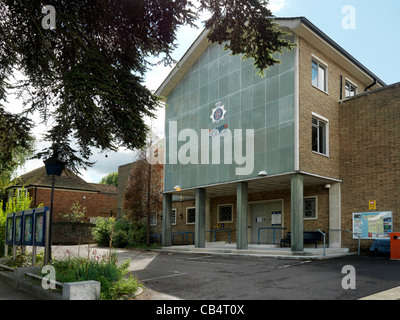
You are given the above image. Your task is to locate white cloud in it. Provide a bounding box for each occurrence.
[268,0,287,13]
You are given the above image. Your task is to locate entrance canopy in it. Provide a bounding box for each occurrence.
[166,171,341,198]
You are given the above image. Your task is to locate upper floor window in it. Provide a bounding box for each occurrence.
[312,115,328,156]
[345,80,358,98]
[312,58,327,92]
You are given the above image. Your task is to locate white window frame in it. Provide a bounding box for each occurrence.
[171,209,177,226]
[217,204,234,223]
[304,196,318,220]
[150,212,158,227]
[186,207,196,225]
[312,112,329,157]
[345,78,358,98]
[311,55,328,93]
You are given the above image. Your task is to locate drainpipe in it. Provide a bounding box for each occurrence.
[365,78,377,92]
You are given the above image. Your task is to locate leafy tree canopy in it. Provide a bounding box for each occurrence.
[0,0,294,171]
[99,172,118,187]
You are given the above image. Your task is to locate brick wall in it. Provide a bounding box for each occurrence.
[298,37,371,179]
[340,83,400,250]
[150,186,330,246]
[29,188,117,222]
[52,222,94,245]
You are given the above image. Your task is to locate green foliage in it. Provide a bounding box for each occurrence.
[99,172,118,187]
[61,201,87,223]
[47,250,139,300]
[91,217,116,247]
[91,217,147,249]
[0,0,293,171]
[0,108,34,174]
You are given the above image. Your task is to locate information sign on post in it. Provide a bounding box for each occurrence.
[23,209,35,246]
[34,207,48,247]
[353,211,393,240]
[14,211,24,246]
[5,212,15,246]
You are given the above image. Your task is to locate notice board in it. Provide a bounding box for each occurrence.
[353,211,393,240]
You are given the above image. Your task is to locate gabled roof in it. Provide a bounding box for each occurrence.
[8,166,99,192]
[155,17,386,99]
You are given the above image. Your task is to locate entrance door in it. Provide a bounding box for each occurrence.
[250,201,283,244]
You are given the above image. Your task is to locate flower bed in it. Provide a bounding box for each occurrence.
[45,249,141,300]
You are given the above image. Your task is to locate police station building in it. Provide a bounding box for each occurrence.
[153,17,400,253]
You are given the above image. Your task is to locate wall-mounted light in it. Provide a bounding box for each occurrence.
[180,214,183,219]
[258,171,268,177]
[174,185,182,192]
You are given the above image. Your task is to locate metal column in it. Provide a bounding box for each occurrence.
[291,174,304,252]
[237,182,248,250]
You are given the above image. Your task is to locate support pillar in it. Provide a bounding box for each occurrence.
[195,188,206,248]
[329,182,342,248]
[237,182,248,250]
[291,174,304,252]
[162,193,172,247]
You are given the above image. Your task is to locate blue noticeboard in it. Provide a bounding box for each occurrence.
[14,211,24,246]
[5,213,15,245]
[34,207,49,247]
[23,209,35,246]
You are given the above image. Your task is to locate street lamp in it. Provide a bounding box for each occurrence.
[43,151,66,265]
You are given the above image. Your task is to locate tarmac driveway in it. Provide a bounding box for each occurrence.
[126,251,400,300]
[50,245,400,300]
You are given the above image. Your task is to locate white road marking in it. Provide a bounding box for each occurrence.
[141,272,188,282]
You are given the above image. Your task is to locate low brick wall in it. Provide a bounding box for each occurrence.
[52,222,95,245]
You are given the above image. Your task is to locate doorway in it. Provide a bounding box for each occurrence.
[250,200,283,245]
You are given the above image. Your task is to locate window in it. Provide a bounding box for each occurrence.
[218,204,233,223]
[150,213,158,227]
[312,116,328,155]
[345,80,358,98]
[171,209,177,226]
[304,197,317,219]
[186,207,196,224]
[312,59,327,92]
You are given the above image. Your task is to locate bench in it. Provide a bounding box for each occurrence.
[280,232,323,248]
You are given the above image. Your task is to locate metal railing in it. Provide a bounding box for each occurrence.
[172,231,195,245]
[304,229,326,256]
[206,229,232,244]
[257,227,287,245]
[329,229,361,255]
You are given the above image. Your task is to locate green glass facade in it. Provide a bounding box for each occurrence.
[165,39,296,192]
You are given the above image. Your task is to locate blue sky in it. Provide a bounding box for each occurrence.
[13,0,400,182]
[146,0,400,91]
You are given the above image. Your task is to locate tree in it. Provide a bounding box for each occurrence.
[0,0,294,171]
[123,159,163,247]
[0,108,34,175]
[99,172,118,188]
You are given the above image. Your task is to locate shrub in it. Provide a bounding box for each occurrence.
[91,217,116,247]
[46,250,140,300]
[112,229,128,248]
[91,217,147,248]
